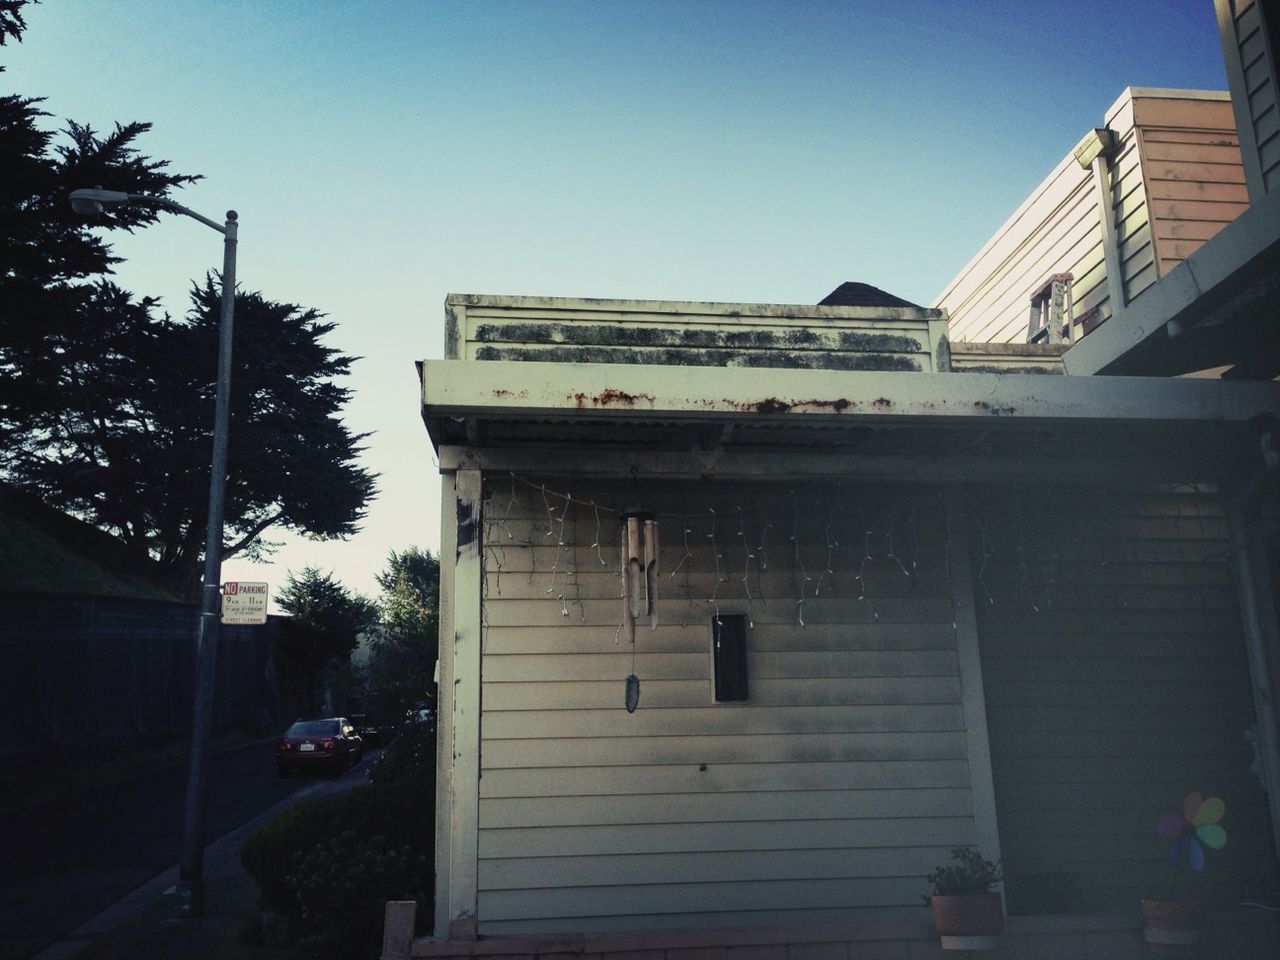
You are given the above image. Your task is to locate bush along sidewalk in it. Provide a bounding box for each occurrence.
[241,751,435,959]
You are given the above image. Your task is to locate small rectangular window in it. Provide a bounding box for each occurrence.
[713,615,749,702]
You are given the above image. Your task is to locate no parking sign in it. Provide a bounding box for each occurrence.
[220,581,268,624]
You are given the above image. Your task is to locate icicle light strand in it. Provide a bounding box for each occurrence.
[478,474,977,638]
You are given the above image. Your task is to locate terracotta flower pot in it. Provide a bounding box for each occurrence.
[930,893,1004,951]
[1140,899,1205,956]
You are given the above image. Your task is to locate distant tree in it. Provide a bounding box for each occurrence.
[276,567,377,715]
[366,548,440,723]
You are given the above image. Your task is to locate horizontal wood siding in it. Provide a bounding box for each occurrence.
[1230,0,1280,195]
[931,93,1153,345]
[1134,95,1247,275]
[935,90,1248,345]
[477,480,974,933]
[968,486,1271,915]
[932,151,1104,344]
[1111,96,1158,307]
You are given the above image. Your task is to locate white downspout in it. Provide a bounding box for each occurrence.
[1074,128,1126,323]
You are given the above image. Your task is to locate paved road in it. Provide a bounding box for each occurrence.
[0,739,372,960]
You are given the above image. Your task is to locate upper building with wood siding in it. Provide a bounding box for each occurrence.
[933,88,1247,348]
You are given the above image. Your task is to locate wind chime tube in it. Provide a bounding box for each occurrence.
[626,515,644,620]
[621,520,636,649]
[644,517,659,630]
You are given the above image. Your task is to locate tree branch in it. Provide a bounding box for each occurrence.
[222,510,284,562]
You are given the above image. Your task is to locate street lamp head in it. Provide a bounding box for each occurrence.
[69,187,133,215]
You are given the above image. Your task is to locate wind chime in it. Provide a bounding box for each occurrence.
[621,509,658,712]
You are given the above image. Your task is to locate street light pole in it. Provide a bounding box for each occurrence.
[180,207,238,919]
[70,189,239,918]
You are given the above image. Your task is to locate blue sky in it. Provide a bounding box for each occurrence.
[5,0,1228,603]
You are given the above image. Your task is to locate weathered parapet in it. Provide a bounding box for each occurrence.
[949,340,1068,375]
[444,293,952,373]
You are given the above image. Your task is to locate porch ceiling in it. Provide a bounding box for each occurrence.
[419,359,1280,485]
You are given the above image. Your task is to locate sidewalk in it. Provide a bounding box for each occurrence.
[30,779,337,960]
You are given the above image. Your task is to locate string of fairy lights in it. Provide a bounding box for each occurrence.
[479,471,936,638]
[474,472,1228,710]
[479,472,1226,626]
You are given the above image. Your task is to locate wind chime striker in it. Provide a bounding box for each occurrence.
[621,509,658,712]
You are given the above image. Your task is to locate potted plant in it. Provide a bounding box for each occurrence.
[924,847,1005,951]
[1141,791,1228,956]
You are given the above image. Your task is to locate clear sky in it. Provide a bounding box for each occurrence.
[5,0,1228,606]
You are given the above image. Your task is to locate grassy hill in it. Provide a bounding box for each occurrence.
[0,485,182,601]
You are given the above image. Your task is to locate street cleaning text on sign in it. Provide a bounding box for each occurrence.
[221,581,268,624]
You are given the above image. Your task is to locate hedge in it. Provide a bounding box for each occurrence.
[241,766,435,947]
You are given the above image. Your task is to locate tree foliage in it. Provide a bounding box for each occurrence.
[10,276,377,596]
[276,567,377,716]
[0,1,29,45]
[365,548,440,723]
[1,3,376,596]
[0,104,198,463]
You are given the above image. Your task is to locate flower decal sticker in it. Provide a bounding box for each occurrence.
[1157,792,1227,873]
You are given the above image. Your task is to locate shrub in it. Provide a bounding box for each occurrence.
[241,775,434,923]
[288,830,426,960]
[366,720,435,785]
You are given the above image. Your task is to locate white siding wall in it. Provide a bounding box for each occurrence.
[476,480,981,933]
[1219,0,1280,198]
[1110,95,1158,307]
[931,92,1157,345]
[930,149,1102,345]
[972,487,1270,914]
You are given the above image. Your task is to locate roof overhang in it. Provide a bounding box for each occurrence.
[420,359,1280,485]
[1063,188,1280,378]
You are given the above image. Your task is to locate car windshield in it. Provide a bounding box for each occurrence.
[286,720,339,737]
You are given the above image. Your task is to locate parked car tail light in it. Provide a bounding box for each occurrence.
[277,741,289,752]
[322,739,336,750]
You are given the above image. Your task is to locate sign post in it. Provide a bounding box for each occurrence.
[220,581,269,625]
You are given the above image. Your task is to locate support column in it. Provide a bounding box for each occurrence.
[1226,499,1280,864]
[434,466,484,937]
[944,488,1004,888]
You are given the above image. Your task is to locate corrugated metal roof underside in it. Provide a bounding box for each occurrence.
[431,411,1261,486]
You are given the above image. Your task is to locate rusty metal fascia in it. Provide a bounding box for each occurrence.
[420,358,1280,428]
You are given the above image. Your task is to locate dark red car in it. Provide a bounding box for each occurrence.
[276,717,363,777]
